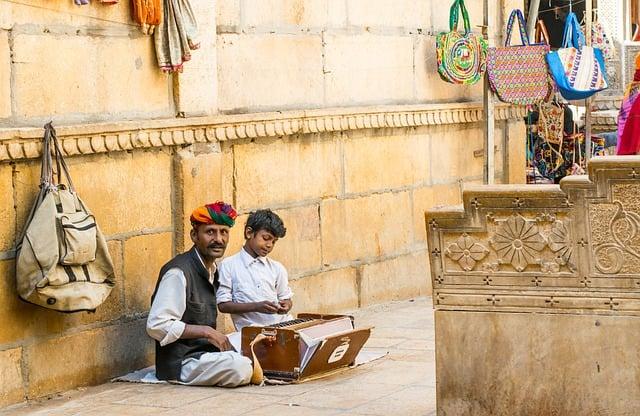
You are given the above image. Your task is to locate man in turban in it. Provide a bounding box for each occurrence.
[146,202,253,386]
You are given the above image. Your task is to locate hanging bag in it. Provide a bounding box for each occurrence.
[487,9,552,105]
[537,101,565,145]
[436,0,487,85]
[546,12,608,101]
[15,123,115,312]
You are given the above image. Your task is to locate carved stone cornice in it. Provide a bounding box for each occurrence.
[426,156,640,316]
[0,103,525,162]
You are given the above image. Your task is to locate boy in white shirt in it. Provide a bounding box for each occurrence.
[217,209,293,331]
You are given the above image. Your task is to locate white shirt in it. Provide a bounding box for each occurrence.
[146,249,216,346]
[217,247,293,330]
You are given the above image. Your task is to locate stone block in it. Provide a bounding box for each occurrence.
[220,144,235,203]
[25,319,153,398]
[217,0,240,28]
[324,34,414,105]
[0,347,24,407]
[0,256,125,346]
[430,1,483,34]
[222,205,321,277]
[225,213,248,257]
[0,164,15,252]
[233,136,341,211]
[414,36,483,103]
[217,34,324,111]
[343,129,430,195]
[14,151,173,237]
[175,0,217,115]
[428,124,478,184]
[412,184,461,244]
[268,205,322,276]
[123,232,173,314]
[289,267,358,314]
[507,120,527,184]
[1,0,130,27]
[346,0,430,29]
[435,310,640,416]
[0,30,10,118]
[175,145,223,251]
[359,250,430,307]
[320,192,413,266]
[12,33,170,121]
[242,0,328,28]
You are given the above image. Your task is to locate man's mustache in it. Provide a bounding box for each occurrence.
[208,244,226,249]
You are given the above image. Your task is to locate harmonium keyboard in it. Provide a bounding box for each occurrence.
[241,313,371,382]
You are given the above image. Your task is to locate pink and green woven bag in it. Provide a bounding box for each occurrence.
[436,0,487,85]
[487,9,552,105]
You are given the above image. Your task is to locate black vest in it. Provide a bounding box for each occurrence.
[151,246,219,381]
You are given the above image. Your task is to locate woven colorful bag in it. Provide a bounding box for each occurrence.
[436,0,487,85]
[487,9,552,105]
[547,12,608,101]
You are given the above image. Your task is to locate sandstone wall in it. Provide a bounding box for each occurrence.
[0,0,526,408]
[0,104,526,406]
[0,0,522,126]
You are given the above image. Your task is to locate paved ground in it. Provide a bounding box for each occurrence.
[2,297,436,416]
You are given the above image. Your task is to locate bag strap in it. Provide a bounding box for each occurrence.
[47,124,76,192]
[535,19,550,45]
[563,12,586,48]
[449,0,471,34]
[504,9,529,46]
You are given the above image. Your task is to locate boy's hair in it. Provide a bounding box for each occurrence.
[245,209,287,238]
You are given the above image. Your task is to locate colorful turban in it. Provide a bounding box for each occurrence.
[190,202,237,227]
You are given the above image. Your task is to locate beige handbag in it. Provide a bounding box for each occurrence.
[15,123,115,312]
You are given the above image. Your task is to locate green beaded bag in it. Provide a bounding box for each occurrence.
[436,0,488,85]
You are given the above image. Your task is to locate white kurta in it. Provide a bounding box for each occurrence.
[216,248,294,330]
[146,251,252,387]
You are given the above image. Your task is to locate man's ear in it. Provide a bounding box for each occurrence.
[244,226,254,240]
[190,226,198,243]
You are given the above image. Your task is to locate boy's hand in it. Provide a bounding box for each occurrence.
[278,299,292,314]
[254,301,280,314]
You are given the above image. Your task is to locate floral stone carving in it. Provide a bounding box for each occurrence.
[445,234,489,271]
[490,215,546,272]
[594,201,640,274]
[548,220,576,272]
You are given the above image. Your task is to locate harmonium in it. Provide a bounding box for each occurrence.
[241,313,371,382]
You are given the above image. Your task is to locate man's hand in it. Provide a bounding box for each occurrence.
[278,299,292,314]
[204,327,233,351]
[254,300,280,314]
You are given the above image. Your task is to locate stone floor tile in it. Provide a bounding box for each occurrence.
[370,326,430,340]
[360,337,404,348]
[160,391,280,415]
[244,403,342,415]
[281,380,405,410]
[351,386,437,416]
[112,384,221,408]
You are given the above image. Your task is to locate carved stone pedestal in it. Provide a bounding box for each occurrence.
[427,156,640,415]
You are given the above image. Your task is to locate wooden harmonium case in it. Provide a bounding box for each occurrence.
[241,313,371,382]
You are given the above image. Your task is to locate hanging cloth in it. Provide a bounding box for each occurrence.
[132,0,161,35]
[617,54,640,155]
[154,0,200,73]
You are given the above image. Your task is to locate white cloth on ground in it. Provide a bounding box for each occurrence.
[217,248,294,330]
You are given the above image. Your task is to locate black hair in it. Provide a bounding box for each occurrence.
[245,209,286,238]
